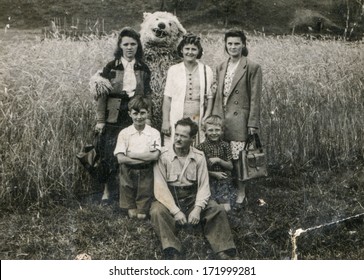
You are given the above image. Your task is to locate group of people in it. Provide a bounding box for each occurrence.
[92,26,262,260]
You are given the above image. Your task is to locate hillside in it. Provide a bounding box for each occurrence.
[0,0,360,35]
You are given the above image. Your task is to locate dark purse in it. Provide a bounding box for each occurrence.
[239,133,268,181]
[76,132,109,183]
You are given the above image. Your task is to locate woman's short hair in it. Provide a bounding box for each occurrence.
[114,27,143,61]
[202,115,224,132]
[175,118,199,138]
[177,33,203,59]
[224,29,249,57]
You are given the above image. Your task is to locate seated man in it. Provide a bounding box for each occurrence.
[150,117,238,260]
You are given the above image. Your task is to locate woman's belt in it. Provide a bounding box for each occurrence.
[108,91,130,100]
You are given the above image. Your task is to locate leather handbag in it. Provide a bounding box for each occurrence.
[76,132,109,183]
[239,133,268,181]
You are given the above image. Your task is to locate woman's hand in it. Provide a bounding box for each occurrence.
[202,114,210,123]
[248,127,258,135]
[161,120,171,136]
[95,123,105,134]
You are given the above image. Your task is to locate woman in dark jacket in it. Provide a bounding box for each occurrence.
[212,29,262,208]
[94,27,152,205]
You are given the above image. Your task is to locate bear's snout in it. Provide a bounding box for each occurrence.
[158,22,166,29]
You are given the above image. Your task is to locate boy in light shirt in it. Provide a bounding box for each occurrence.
[114,96,161,219]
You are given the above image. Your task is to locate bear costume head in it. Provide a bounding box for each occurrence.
[140,11,186,48]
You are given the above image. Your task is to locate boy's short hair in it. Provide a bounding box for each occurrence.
[128,95,151,112]
[202,115,224,132]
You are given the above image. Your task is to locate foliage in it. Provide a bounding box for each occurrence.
[0,0,363,35]
[210,0,242,26]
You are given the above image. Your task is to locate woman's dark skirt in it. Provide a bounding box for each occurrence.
[99,122,131,183]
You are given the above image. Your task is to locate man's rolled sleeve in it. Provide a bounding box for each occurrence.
[195,155,211,209]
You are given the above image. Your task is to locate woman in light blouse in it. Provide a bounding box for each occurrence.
[161,33,214,146]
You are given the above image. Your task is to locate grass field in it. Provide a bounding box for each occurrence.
[0,29,363,260]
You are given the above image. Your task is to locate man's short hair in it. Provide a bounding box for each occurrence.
[202,115,223,132]
[175,118,199,138]
[128,95,151,112]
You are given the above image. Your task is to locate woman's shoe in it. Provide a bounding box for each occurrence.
[128,209,138,218]
[100,198,111,206]
[137,213,147,220]
[233,197,248,212]
[222,203,232,212]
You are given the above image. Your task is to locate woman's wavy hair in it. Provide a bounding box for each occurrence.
[114,27,144,61]
[177,33,203,59]
[224,29,249,57]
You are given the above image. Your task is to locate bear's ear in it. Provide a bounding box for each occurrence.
[176,21,187,36]
[143,12,152,20]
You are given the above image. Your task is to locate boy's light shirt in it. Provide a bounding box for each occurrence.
[114,124,161,157]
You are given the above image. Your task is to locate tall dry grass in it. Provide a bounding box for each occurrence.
[0,32,363,207]
[201,33,364,167]
[252,36,364,168]
[0,34,117,206]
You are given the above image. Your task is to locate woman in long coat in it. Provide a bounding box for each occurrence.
[212,29,262,208]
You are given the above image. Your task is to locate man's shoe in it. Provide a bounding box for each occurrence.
[164,248,180,260]
[216,251,231,260]
[216,251,239,260]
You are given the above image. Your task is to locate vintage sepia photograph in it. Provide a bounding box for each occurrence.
[0,0,364,263]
